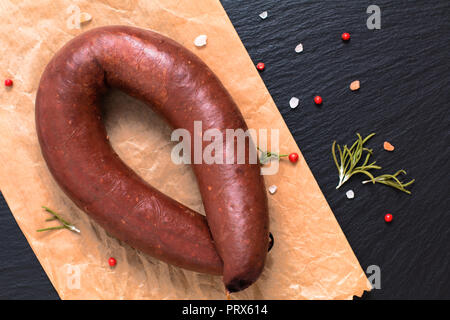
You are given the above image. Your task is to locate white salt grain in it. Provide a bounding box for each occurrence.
[346,190,355,199]
[295,43,304,53]
[289,97,299,109]
[268,185,277,194]
[79,12,92,24]
[194,35,207,47]
[259,11,268,19]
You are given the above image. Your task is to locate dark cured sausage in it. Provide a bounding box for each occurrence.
[36,26,269,292]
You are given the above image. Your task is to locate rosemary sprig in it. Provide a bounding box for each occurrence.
[332,133,415,194]
[362,169,415,194]
[332,133,381,189]
[257,147,288,164]
[37,206,80,233]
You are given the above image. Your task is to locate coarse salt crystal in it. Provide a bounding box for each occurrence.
[383,141,395,151]
[259,11,268,19]
[194,35,207,47]
[268,185,277,194]
[79,12,92,24]
[346,190,354,199]
[295,43,303,53]
[350,80,360,91]
[289,97,299,109]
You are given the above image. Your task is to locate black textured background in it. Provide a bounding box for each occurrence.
[0,0,449,299]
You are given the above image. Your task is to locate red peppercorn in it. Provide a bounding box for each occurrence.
[256,62,265,71]
[341,32,351,41]
[4,79,13,87]
[314,95,323,105]
[108,257,117,267]
[288,152,299,163]
[384,214,393,223]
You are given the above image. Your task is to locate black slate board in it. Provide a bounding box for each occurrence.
[0,0,449,299]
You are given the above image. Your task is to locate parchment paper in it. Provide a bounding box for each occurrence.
[0,0,371,299]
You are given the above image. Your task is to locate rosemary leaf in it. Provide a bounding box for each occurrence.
[42,206,71,226]
[37,226,66,232]
[362,170,415,194]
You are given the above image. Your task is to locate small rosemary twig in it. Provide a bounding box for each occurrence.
[332,133,415,194]
[257,147,288,164]
[332,133,381,189]
[362,170,415,194]
[37,206,80,233]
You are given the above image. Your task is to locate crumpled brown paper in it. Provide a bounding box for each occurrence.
[0,0,371,299]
